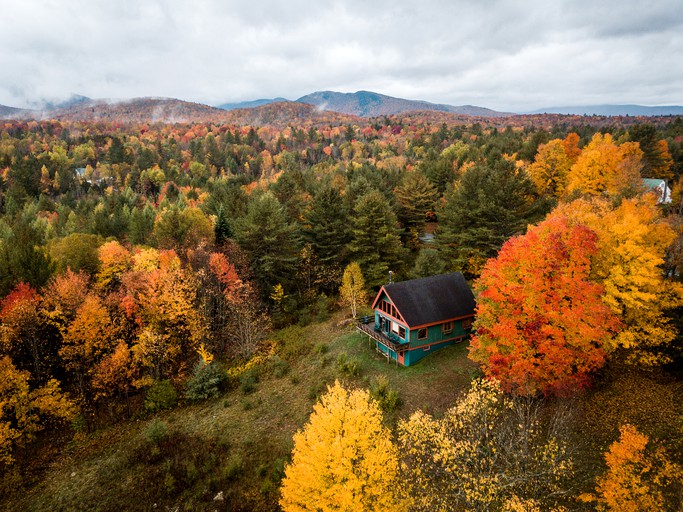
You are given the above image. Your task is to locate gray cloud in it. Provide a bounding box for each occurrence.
[0,0,681,111]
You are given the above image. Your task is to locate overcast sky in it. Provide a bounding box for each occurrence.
[1,0,681,112]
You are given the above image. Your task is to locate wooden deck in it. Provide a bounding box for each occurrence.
[356,322,410,354]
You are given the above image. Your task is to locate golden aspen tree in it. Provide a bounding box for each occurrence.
[59,294,116,403]
[280,382,402,512]
[527,139,572,197]
[339,262,368,319]
[566,133,644,198]
[96,240,131,290]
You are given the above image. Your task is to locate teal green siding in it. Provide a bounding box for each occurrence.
[405,339,458,365]
[409,319,471,347]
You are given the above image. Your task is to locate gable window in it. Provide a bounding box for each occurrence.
[398,326,406,339]
[462,317,473,330]
[443,321,454,334]
[418,328,428,340]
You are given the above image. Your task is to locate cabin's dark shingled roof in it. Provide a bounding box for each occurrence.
[382,272,475,327]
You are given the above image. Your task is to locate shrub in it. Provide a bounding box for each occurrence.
[268,355,289,378]
[370,375,401,413]
[143,418,169,445]
[185,361,227,401]
[314,294,331,321]
[240,368,259,394]
[144,380,178,412]
[336,352,361,377]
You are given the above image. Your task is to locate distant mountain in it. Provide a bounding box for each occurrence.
[0,104,33,119]
[217,97,289,110]
[1,97,359,127]
[38,94,92,111]
[528,105,683,116]
[44,97,229,123]
[296,90,509,117]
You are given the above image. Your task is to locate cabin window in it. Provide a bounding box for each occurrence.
[462,317,473,330]
[391,321,399,334]
[418,328,428,340]
[443,321,454,334]
[398,326,406,339]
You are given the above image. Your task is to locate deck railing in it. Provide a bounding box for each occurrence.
[356,321,410,354]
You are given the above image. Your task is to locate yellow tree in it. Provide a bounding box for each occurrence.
[527,139,572,197]
[96,241,131,290]
[0,356,76,465]
[398,379,574,511]
[551,196,683,364]
[92,340,135,409]
[566,133,644,198]
[339,262,368,319]
[128,251,207,381]
[584,424,683,511]
[280,382,402,512]
[59,294,116,403]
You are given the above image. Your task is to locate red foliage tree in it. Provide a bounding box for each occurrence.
[469,215,622,396]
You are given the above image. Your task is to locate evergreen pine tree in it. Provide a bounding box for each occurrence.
[437,159,549,278]
[129,205,156,246]
[234,193,300,296]
[394,171,438,231]
[213,206,232,246]
[304,185,351,267]
[349,190,405,288]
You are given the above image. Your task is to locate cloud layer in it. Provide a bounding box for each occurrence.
[1,0,681,111]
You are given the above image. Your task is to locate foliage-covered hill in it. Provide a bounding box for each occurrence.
[297,90,510,117]
[46,97,230,124]
[0,104,34,120]
[222,101,361,128]
[217,97,289,111]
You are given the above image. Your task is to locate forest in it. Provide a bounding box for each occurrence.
[1,109,683,510]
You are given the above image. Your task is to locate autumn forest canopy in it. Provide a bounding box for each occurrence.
[1,110,683,510]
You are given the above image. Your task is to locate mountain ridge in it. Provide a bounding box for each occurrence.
[526,104,683,116]
[2,91,683,123]
[295,90,510,117]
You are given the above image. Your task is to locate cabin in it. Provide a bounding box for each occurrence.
[357,272,476,366]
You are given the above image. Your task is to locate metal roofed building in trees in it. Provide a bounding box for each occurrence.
[642,178,672,204]
[357,272,476,366]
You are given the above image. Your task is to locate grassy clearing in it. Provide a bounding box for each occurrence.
[2,313,478,511]
[5,313,680,511]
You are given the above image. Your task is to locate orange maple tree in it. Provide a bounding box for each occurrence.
[584,424,683,511]
[469,215,622,396]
